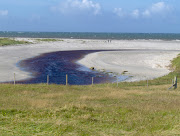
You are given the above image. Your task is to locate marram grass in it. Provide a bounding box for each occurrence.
[36,38,64,42]
[0,38,30,46]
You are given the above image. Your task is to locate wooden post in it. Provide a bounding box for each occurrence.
[147,80,148,87]
[47,75,49,85]
[14,73,16,85]
[172,79,174,87]
[66,74,68,86]
[117,77,118,87]
[92,77,94,86]
[168,77,177,90]
[174,76,177,89]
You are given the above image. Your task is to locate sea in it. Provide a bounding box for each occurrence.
[1,32,180,85]
[0,31,180,40]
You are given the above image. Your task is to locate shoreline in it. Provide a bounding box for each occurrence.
[0,38,180,83]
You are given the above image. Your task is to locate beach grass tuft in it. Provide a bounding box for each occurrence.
[0,38,31,46]
[36,38,64,42]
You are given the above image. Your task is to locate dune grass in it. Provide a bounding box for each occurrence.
[0,84,180,135]
[36,38,64,42]
[0,38,30,46]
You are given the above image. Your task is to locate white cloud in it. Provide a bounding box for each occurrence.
[142,2,171,17]
[0,10,8,16]
[151,2,170,13]
[114,2,172,19]
[131,9,139,18]
[52,0,101,15]
[113,8,125,17]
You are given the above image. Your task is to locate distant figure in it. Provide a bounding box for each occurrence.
[107,39,111,43]
[107,39,112,43]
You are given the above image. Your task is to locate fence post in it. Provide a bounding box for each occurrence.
[117,77,118,87]
[92,77,94,86]
[168,77,177,90]
[66,74,68,86]
[174,76,177,89]
[14,73,16,85]
[47,75,49,85]
[147,80,148,87]
[172,79,174,87]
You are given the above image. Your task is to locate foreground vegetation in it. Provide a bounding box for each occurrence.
[0,38,30,46]
[0,84,180,135]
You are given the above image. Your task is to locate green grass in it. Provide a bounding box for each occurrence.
[0,84,180,135]
[0,38,31,46]
[36,38,63,42]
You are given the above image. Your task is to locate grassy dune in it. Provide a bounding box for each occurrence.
[0,38,30,46]
[0,84,180,135]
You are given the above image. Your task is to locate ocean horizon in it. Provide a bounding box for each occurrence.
[0,31,180,40]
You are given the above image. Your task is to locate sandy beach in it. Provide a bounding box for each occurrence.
[0,38,180,82]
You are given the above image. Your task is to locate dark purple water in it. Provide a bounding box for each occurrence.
[16,50,118,85]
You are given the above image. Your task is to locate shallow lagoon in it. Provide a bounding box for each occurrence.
[16,50,128,85]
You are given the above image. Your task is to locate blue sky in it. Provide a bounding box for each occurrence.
[0,0,180,33]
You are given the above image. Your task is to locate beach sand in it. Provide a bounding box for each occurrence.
[0,38,180,82]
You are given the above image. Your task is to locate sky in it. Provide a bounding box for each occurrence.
[0,0,180,33]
